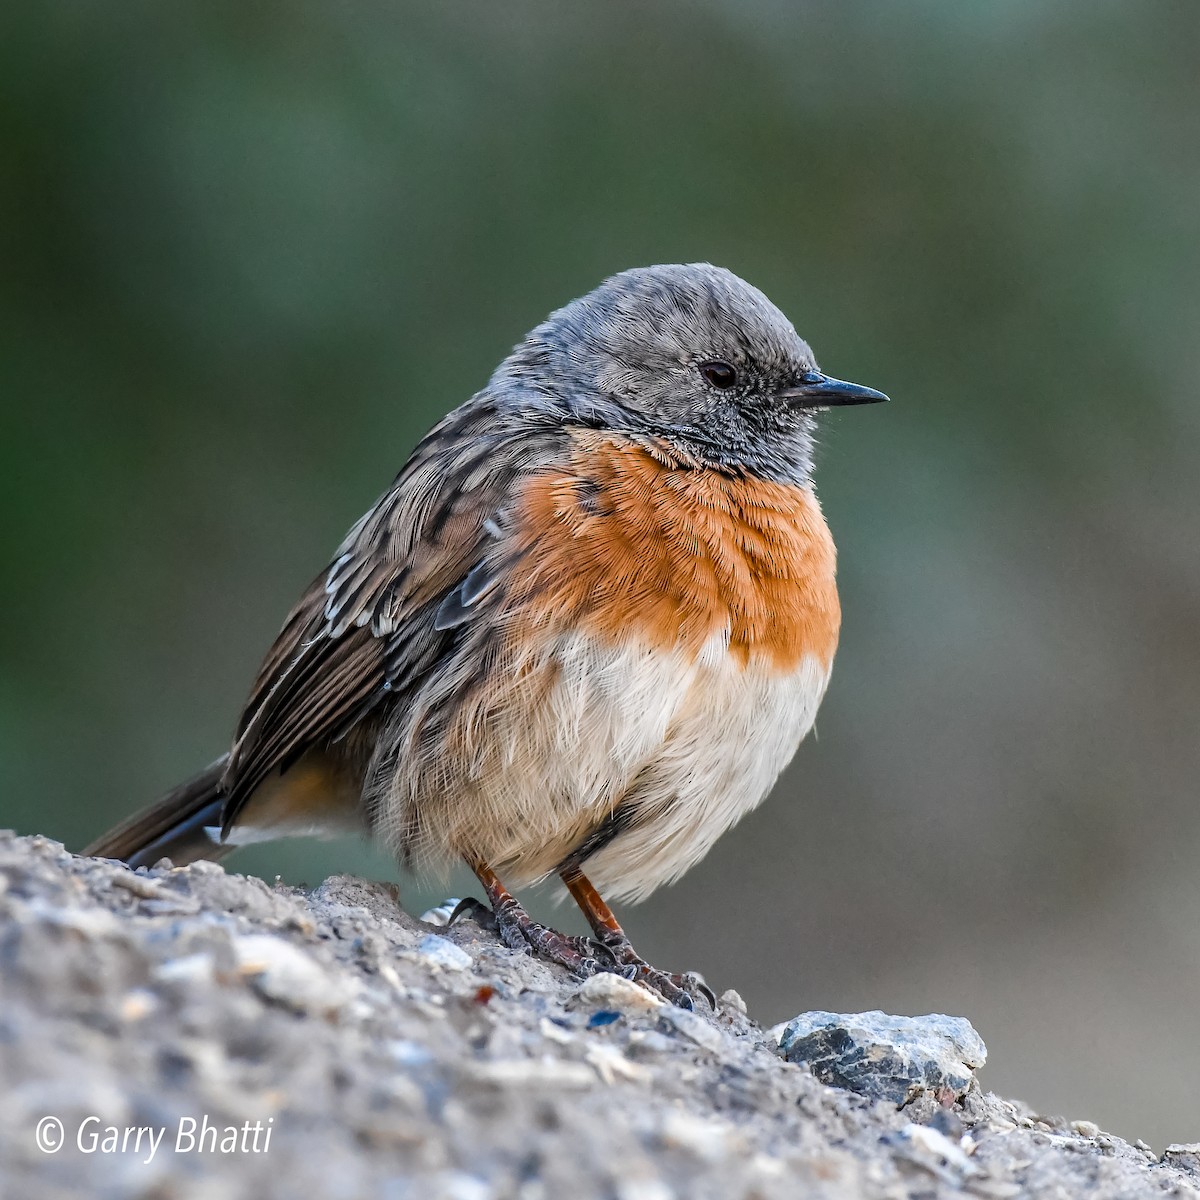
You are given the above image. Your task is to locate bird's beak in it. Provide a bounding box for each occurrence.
[778,372,890,409]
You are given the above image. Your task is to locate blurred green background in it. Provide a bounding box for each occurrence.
[3,0,1199,1145]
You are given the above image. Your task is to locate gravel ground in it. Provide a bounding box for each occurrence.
[1,831,1196,1200]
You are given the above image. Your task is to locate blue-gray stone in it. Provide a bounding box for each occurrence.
[779,1010,987,1105]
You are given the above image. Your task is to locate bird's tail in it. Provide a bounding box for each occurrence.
[83,756,233,869]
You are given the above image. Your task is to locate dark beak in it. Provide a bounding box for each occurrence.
[778,372,890,409]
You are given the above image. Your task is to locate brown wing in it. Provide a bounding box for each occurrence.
[220,396,564,833]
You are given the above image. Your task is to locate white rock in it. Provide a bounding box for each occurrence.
[153,952,216,986]
[900,1123,980,1178]
[585,1042,651,1084]
[718,988,747,1015]
[659,1006,726,1054]
[416,934,473,971]
[232,934,354,1014]
[118,988,160,1021]
[658,1109,732,1163]
[25,897,121,937]
[387,1039,433,1067]
[539,1018,576,1046]
[572,972,664,1013]
[615,1180,674,1200]
[436,1171,493,1200]
[467,1058,595,1089]
[110,872,171,900]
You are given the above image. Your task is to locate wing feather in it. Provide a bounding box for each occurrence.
[219,397,564,834]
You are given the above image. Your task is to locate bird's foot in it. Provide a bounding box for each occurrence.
[449,894,611,979]
[591,931,715,1011]
[454,862,712,1010]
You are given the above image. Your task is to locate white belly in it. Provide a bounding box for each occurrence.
[381,630,831,901]
[582,647,832,901]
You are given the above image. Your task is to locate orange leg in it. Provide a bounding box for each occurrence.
[561,869,625,938]
[561,869,714,1010]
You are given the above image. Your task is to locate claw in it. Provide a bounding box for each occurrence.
[447,896,496,930]
[680,972,716,1009]
[586,938,621,969]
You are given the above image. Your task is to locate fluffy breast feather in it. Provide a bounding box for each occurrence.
[579,649,833,901]
[376,430,841,896]
[505,430,840,671]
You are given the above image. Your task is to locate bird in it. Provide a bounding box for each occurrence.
[85,263,887,1008]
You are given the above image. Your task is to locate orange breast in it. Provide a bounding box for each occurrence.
[507,431,840,672]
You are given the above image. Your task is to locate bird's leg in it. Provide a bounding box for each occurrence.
[455,857,610,979]
[560,869,714,1010]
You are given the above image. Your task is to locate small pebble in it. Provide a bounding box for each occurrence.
[585,1042,650,1084]
[897,1123,979,1179]
[571,972,664,1013]
[615,1180,673,1200]
[539,1018,576,1046]
[118,989,159,1022]
[467,1059,595,1089]
[626,1030,676,1058]
[387,1039,433,1067]
[658,1110,732,1163]
[232,934,355,1014]
[659,1006,726,1055]
[110,872,171,900]
[927,1107,964,1140]
[152,952,216,986]
[718,988,747,1015]
[416,934,473,971]
[436,1171,492,1200]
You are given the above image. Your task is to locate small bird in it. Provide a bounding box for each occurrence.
[86,264,887,1007]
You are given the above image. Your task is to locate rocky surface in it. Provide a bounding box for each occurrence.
[0,831,1196,1200]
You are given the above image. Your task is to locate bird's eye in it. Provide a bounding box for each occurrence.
[699,361,738,390]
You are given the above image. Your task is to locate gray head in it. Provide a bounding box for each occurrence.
[493,263,887,485]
